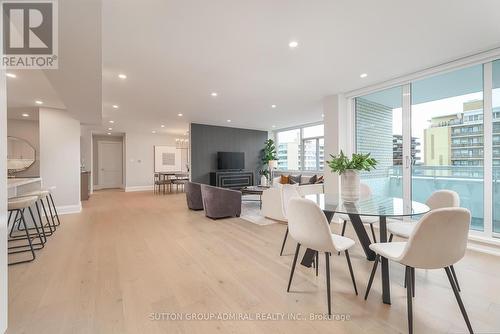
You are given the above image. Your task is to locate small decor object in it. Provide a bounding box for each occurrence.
[262,139,278,185]
[259,169,269,186]
[326,151,377,202]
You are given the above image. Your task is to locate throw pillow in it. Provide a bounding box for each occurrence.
[308,175,318,184]
[289,174,301,184]
[280,175,290,184]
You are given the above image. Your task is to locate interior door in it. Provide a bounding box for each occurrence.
[98,141,123,189]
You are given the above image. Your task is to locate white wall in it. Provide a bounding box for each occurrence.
[323,94,351,194]
[7,119,40,177]
[0,65,9,334]
[125,132,180,191]
[39,108,81,213]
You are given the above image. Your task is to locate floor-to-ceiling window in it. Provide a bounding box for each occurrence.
[355,86,403,197]
[493,59,500,235]
[411,65,484,231]
[353,57,500,238]
[275,124,324,172]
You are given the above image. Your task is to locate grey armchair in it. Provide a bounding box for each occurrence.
[200,184,241,219]
[185,182,204,210]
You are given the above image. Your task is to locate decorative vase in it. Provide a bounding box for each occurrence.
[341,170,360,202]
[260,175,268,187]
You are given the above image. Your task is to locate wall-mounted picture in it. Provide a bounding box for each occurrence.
[154,145,181,172]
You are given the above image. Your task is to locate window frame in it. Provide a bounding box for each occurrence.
[274,121,325,173]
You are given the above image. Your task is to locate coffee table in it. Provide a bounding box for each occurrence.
[241,186,270,209]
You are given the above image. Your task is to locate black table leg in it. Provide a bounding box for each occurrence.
[347,213,376,261]
[379,215,391,305]
[300,211,334,268]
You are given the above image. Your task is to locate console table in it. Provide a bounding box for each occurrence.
[209,170,254,189]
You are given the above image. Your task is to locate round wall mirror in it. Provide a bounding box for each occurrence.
[7,136,36,175]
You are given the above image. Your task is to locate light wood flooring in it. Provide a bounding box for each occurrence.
[7,190,500,333]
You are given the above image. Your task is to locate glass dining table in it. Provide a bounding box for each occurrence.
[303,193,430,305]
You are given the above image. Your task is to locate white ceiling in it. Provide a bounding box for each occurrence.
[8,0,500,135]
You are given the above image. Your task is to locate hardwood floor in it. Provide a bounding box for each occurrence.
[7,190,500,333]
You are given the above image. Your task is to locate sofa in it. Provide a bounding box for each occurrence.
[261,176,324,222]
[200,184,242,219]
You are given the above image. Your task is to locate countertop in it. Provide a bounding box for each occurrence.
[7,177,42,189]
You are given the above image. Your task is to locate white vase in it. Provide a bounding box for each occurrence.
[341,170,360,202]
[260,175,268,187]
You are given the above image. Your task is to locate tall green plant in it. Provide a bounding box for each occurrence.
[262,139,278,164]
[326,150,377,174]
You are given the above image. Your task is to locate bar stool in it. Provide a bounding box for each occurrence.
[13,190,57,237]
[7,196,43,265]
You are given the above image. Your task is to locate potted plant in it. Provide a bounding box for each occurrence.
[262,139,278,185]
[326,151,377,201]
[258,169,270,186]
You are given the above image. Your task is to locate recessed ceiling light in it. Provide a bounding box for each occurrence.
[21,113,29,118]
[360,73,368,78]
[288,41,299,48]
[6,73,16,78]
[112,105,119,109]
[211,92,218,97]
[152,130,156,134]
[322,113,325,118]
[177,113,183,117]
[108,127,113,131]
[35,100,43,105]
[161,124,165,128]
[271,104,277,109]
[227,119,231,123]
[118,73,127,79]
[272,125,276,128]
[107,132,112,135]
[109,120,114,124]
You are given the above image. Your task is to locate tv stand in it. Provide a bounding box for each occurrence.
[209,170,254,189]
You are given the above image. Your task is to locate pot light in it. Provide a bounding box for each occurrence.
[226,119,231,123]
[271,104,277,109]
[322,113,325,118]
[161,124,165,128]
[272,125,276,128]
[112,105,119,109]
[118,73,127,79]
[6,73,16,78]
[177,113,183,117]
[360,73,368,78]
[21,113,30,118]
[109,120,114,124]
[107,132,112,135]
[152,130,156,134]
[210,92,218,97]
[108,127,113,131]
[35,100,43,105]
[288,41,299,48]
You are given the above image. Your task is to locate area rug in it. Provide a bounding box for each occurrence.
[240,195,278,226]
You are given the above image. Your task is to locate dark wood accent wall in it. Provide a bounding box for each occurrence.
[190,123,268,185]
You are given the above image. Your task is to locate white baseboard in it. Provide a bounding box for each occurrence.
[56,203,82,215]
[125,185,154,192]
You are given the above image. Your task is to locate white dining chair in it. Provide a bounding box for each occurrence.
[387,190,461,290]
[338,182,379,243]
[365,207,473,334]
[279,185,301,256]
[286,198,358,316]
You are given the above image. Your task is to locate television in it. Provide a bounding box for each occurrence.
[217,152,244,170]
